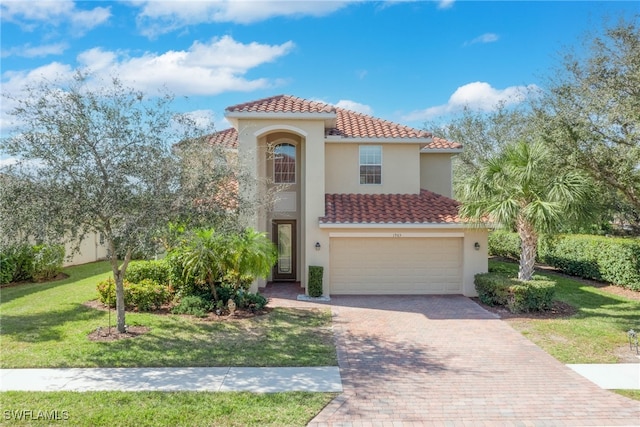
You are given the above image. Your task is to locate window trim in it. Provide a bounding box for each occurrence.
[273,142,297,184]
[359,145,382,185]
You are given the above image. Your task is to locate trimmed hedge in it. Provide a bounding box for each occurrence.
[96,277,173,311]
[488,231,640,291]
[475,272,555,313]
[124,259,171,285]
[308,266,323,297]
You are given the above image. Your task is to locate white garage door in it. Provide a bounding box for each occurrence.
[330,237,462,294]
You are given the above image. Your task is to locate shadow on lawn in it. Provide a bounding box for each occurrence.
[1,303,105,342]
[82,308,337,368]
[0,261,112,305]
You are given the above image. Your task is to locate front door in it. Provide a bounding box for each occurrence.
[272,220,296,281]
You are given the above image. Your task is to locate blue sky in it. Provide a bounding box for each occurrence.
[1,0,638,139]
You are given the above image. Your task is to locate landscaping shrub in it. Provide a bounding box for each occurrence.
[96,277,172,311]
[308,266,323,297]
[233,289,268,310]
[31,244,64,282]
[127,278,172,311]
[475,272,555,313]
[165,249,206,297]
[96,278,120,307]
[171,295,212,317]
[490,231,640,291]
[124,259,171,285]
[0,249,16,285]
[488,230,521,260]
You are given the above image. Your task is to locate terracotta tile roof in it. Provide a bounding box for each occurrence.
[320,190,461,225]
[226,94,335,114]
[218,95,460,148]
[329,109,432,139]
[423,136,463,150]
[206,127,238,149]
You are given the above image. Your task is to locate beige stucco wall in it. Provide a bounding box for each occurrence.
[420,153,453,198]
[236,118,327,292]
[325,143,421,194]
[63,232,109,267]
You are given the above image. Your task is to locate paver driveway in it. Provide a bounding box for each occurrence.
[297,294,640,427]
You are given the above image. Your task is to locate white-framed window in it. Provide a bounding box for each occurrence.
[359,145,382,184]
[273,143,296,184]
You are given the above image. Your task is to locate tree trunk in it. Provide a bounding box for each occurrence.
[108,239,132,333]
[517,219,538,281]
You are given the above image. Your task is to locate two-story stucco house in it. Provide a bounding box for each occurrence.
[212,95,487,297]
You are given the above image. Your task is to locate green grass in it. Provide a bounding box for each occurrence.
[489,260,640,364]
[0,262,337,368]
[0,391,337,426]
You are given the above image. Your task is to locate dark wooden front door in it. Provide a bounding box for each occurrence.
[272,220,296,281]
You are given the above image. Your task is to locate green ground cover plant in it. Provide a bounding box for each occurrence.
[0,262,336,368]
[0,391,337,426]
[489,260,640,364]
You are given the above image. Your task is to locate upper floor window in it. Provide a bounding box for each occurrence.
[274,143,296,184]
[359,145,382,184]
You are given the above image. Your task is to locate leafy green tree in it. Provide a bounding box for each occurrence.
[0,72,234,333]
[459,141,591,281]
[536,17,640,212]
[425,104,537,197]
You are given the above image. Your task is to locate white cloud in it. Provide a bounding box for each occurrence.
[133,0,354,37]
[1,42,69,58]
[437,0,455,10]
[465,33,499,46]
[0,0,111,35]
[1,37,294,132]
[0,157,19,168]
[335,100,373,115]
[403,82,539,121]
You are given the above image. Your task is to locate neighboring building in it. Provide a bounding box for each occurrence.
[63,232,109,267]
[213,95,487,296]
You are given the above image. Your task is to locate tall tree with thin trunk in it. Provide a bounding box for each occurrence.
[459,141,591,281]
[0,72,235,333]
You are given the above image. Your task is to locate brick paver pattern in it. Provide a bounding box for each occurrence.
[261,286,640,427]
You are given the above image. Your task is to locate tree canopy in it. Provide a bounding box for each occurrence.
[0,72,239,332]
[536,17,640,213]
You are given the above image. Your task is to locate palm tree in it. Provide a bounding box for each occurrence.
[459,141,591,281]
[220,228,277,292]
[181,228,224,301]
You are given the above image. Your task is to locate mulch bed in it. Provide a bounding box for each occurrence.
[0,272,69,288]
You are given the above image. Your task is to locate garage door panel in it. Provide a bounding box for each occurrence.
[330,237,462,294]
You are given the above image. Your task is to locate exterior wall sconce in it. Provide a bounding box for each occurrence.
[474,242,480,251]
[315,242,321,251]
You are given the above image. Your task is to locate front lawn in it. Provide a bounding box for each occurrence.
[0,262,337,368]
[0,391,336,426]
[489,260,640,364]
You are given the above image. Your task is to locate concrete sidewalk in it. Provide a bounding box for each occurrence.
[568,363,640,389]
[0,367,342,393]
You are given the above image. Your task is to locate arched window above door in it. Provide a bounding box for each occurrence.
[273,143,296,184]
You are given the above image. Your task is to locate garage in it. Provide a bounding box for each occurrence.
[330,237,462,295]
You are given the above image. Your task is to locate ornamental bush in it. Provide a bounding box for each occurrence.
[487,230,521,260]
[32,244,64,282]
[308,266,323,297]
[96,277,172,311]
[171,295,211,317]
[124,259,171,285]
[474,272,555,313]
[0,243,64,284]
